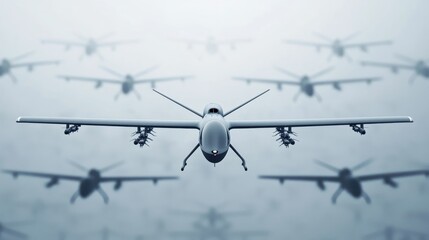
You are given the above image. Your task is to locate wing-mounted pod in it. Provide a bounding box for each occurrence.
[132,127,155,147]
[46,177,59,188]
[383,177,398,188]
[64,124,80,135]
[350,124,366,135]
[274,127,298,148]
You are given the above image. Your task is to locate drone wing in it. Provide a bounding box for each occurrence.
[58,75,123,84]
[17,117,200,129]
[285,40,331,48]
[228,116,412,129]
[357,170,429,182]
[11,61,60,69]
[259,175,339,183]
[343,41,392,49]
[233,77,299,86]
[3,170,83,181]
[134,75,193,85]
[100,176,179,183]
[98,39,139,47]
[311,77,381,86]
[41,39,86,47]
[361,61,415,71]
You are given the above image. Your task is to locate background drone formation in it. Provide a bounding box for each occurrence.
[1,1,429,240]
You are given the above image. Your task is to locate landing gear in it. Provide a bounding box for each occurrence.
[230,144,248,171]
[181,144,200,171]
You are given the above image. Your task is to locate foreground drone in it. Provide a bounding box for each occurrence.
[234,67,380,101]
[4,161,178,204]
[59,66,192,100]
[0,52,59,83]
[260,160,429,204]
[16,89,412,171]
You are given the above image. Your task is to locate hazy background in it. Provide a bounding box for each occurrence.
[1,0,428,239]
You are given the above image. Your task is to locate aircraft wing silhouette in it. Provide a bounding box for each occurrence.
[311,77,381,86]
[342,41,392,49]
[228,116,412,129]
[3,170,83,181]
[41,40,86,46]
[134,75,193,84]
[259,175,339,183]
[98,39,140,47]
[356,170,429,181]
[361,61,414,70]
[16,117,201,129]
[285,40,331,48]
[100,176,179,182]
[2,226,28,239]
[233,77,299,85]
[58,75,123,84]
[11,60,60,69]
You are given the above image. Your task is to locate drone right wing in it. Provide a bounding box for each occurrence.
[361,61,414,72]
[259,175,339,184]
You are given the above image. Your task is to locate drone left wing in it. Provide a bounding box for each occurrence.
[357,170,429,182]
[228,116,412,129]
[98,40,139,47]
[17,117,200,129]
[3,170,83,181]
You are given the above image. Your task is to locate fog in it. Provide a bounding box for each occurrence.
[1,1,428,239]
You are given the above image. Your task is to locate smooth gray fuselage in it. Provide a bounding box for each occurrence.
[338,169,363,198]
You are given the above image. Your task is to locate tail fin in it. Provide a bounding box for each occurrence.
[224,89,269,117]
[153,89,203,118]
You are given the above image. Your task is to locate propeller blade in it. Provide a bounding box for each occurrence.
[11,51,34,61]
[362,190,372,204]
[314,92,323,102]
[68,161,88,172]
[70,190,80,204]
[314,160,340,172]
[97,32,115,42]
[351,159,373,172]
[114,91,122,101]
[342,32,360,43]
[409,73,418,85]
[99,66,123,78]
[274,66,301,79]
[100,161,125,173]
[313,32,333,42]
[293,90,302,102]
[331,187,343,204]
[134,65,159,78]
[310,67,334,79]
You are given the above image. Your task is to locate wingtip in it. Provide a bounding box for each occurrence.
[408,116,414,122]
[16,117,22,123]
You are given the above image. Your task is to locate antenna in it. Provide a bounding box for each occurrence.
[224,89,270,117]
[153,89,203,118]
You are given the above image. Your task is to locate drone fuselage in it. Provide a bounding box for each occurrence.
[85,40,97,55]
[415,62,429,78]
[122,75,135,94]
[79,169,101,198]
[0,59,11,76]
[332,41,345,57]
[339,169,363,198]
[199,104,230,164]
[299,76,315,97]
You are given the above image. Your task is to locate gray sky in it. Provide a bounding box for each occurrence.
[1,0,429,239]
